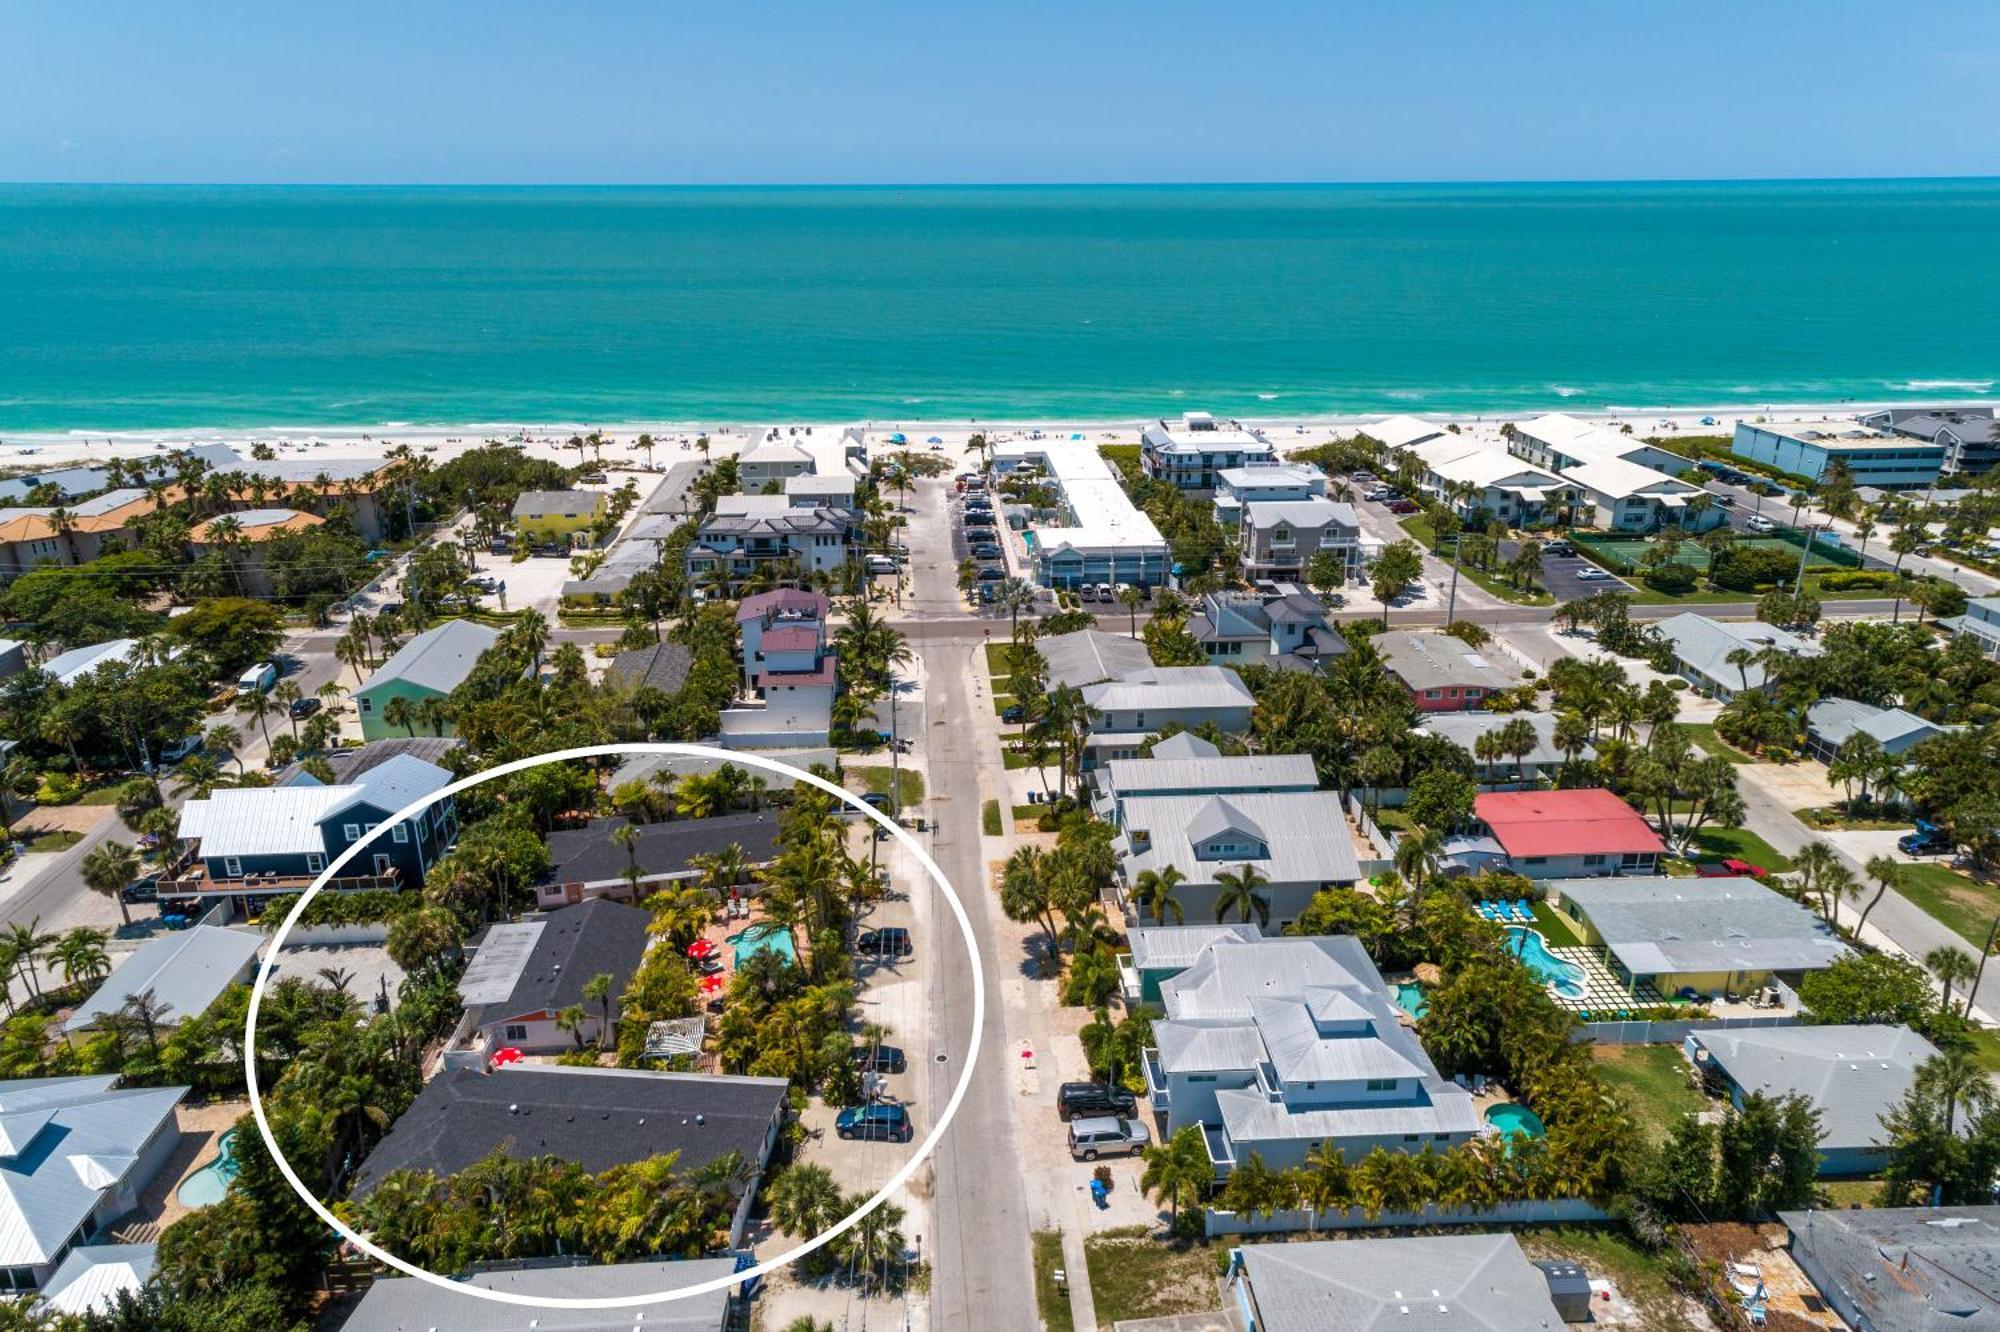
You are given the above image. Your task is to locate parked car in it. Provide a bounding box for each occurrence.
[856,927,913,958]
[835,1103,913,1142]
[1541,540,1574,557]
[1077,583,1098,602]
[1094,583,1115,601]
[850,1044,908,1075]
[971,543,1003,560]
[1067,1115,1151,1161]
[865,555,900,575]
[859,791,892,811]
[1000,703,1029,724]
[1574,567,1614,581]
[579,472,608,484]
[287,697,322,721]
[160,734,204,763]
[1710,492,1735,508]
[236,661,278,694]
[964,512,996,528]
[120,877,159,904]
[1388,499,1420,514]
[977,566,1006,582]
[1900,820,1952,856]
[1697,857,1767,878]
[1745,515,1777,534]
[1058,1082,1138,1122]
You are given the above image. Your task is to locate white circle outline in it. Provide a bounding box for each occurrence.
[243,741,984,1311]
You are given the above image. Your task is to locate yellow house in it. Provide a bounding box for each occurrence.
[512,490,606,544]
[1551,875,1847,1000]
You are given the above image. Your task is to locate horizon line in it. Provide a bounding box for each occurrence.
[5,173,2000,190]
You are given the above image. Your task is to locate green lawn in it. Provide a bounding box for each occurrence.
[1030,1231,1075,1332]
[1530,900,1585,948]
[18,829,83,854]
[1002,747,1048,770]
[1397,517,1553,606]
[1589,1045,1704,1147]
[981,800,1003,836]
[984,641,1022,679]
[1682,723,1754,765]
[1011,803,1045,824]
[1895,863,2000,949]
[1795,804,1912,832]
[1691,826,1795,874]
[1083,1226,1225,1327]
[851,766,925,807]
[1819,1179,1882,1209]
[992,693,1018,716]
[1516,1227,1701,1332]
[1965,1026,2000,1076]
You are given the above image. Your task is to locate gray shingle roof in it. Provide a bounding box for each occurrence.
[1553,876,1849,977]
[1236,1233,1567,1331]
[1100,752,1318,802]
[472,899,652,1023]
[358,619,502,696]
[1780,1206,2000,1332]
[545,814,783,888]
[341,1258,738,1331]
[1418,711,1593,767]
[607,641,693,696]
[1805,697,1949,752]
[352,1065,787,1200]
[1693,1023,1937,1153]
[1375,631,1519,693]
[64,925,261,1034]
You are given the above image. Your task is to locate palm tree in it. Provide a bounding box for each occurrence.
[381,696,416,738]
[81,840,142,928]
[1138,1125,1213,1225]
[206,723,245,775]
[172,753,229,799]
[999,846,1060,955]
[1787,840,1848,925]
[1916,1048,1991,1138]
[51,928,111,988]
[582,971,617,1050]
[1130,867,1186,925]
[1116,584,1146,637]
[272,680,304,738]
[556,1004,590,1051]
[2,920,56,1002]
[1213,863,1271,927]
[611,822,644,886]
[1855,855,1904,939]
[768,1163,843,1239]
[240,688,277,751]
[1924,945,1978,1016]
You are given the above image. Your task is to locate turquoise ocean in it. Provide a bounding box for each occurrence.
[1,180,1996,431]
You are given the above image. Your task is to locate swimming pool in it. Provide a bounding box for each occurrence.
[1505,925,1587,1000]
[1394,981,1428,1020]
[727,922,797,967]
[176,1127,240,1208]
[1485,1102,1547,1145]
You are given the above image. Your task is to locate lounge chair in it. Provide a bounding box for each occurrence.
[1513,899,1534,921]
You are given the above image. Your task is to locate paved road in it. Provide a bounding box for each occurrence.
[907,477,1038,1332]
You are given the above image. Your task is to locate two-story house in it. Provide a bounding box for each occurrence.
[1374,631,1519,712]
[685,498,856,595]
[1951,595,2000,660]
[1211,463,1327,529]
[1114,788,1363,927]
[736,442,815,490]
[167,753,457,908]
[1079,666,1254,768]
[1140,414,1277,490]
[735,588,831,686]
[352,619,502,741]
[1188,590,1347,671]
[1237,498,1360,583]
[1138,932,1480,1179]
[511,490,608,546]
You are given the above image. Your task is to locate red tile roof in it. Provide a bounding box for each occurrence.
[1474,788,1666,859]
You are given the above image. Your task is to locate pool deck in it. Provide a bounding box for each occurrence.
[110,1098,249,1240]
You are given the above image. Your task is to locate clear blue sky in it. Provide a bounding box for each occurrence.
[5,1,1997,184]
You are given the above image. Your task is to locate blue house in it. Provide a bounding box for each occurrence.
[167,753,456,909]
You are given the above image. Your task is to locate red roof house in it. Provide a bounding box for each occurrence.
[1473,788,1665,878]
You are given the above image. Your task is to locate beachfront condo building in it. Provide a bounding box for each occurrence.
[1858,406,1999,476]
[1731,420,1944,489]
[1140,413,1277,490]
[1236,497,1360,582]
[993,441,1170,588]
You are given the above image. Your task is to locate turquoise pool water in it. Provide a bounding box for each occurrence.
[176,1127,240,1208]
[1505,925,1587,1000]
[1485,1103,1547,1144]
[727,923,797,967]
[1394,981,1429,1020]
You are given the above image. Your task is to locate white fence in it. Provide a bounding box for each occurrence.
[1206,1196,1608,1238]
[1573,1012,1803,1046]
[1344,793,1396,872]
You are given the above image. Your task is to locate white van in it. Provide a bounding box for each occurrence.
[236,661,278,694]
[865,554,899,575]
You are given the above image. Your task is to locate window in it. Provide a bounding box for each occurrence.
[305,853,325,873]
[1188,1074,1217,1084]
[1424,689,1441,699]
[1366,1078,1397,1092]
[342,824,360,842]
[224,857,242,877]
[1526,856,1548,865]
[1402,1134,1420,1143]
[503,1024,528,1041]
[392,824,409,843]
[358,696,372,714]
[1583,854,1606,867]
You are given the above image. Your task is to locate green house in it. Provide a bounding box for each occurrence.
[352,619,501,741]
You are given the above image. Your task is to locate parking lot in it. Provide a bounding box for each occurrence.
[1536,548,1631,599]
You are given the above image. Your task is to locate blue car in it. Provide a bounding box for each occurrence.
[836,1103,912,1142]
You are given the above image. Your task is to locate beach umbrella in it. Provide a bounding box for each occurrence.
[1070,433,1083,440]
[489,1047,523,1068]
[700,974,727,995]
[927,435,944,444]
[687,939,718,960]
[889,432,907,444]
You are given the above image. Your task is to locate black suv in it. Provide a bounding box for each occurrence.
[850,1043,908,1074]
[856,927,913,958]
[1058,1081,1138,1122]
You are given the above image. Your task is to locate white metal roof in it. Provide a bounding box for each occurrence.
[0,1077,187,1267]
[64,925,262,1033]
[1082,665,1254,714]
[37,1243,156,1316]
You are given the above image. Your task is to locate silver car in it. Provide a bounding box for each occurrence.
[1067,1115,1151,1161]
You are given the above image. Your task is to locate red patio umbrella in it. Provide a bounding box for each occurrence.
[489,1047,523,1068]
[700,974,727,995]
[687,939,718,960]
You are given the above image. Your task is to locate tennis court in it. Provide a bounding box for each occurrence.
[1575,534,1843,572]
